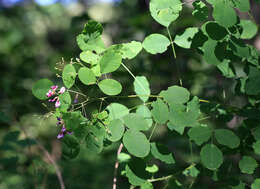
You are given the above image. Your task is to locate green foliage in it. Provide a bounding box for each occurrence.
[134,76,151,102]
[32,79,53,100]
[62,64,77,89]
[252,179,260,189]
[214,129,240,149]
[123,130,150,158]
[78,67,96,85]
[98,79,122,95]
[149,0,182,27]
[200,144,223,170]
[239,156,258,174]
[142,34,170,54]
[30,3,260,188]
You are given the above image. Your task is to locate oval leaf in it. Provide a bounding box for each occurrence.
[239,156,258,174]
[32,79,53,100]
[62,64,77,89]
[107,119,125,142]
[78,67,96,85]
[100,50,122,74]
[142,34,170,54]
[200,144,223,170]
[98,79,122,96]
[106,103,129,120]
[214,129,240,149]
[133,76,151,102]
[123,113,150,131]
[188,126,212,146]
[123,130,150,158]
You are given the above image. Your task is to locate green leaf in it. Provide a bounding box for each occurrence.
[217,61,236,78]
[214,129,240,149]
[187,96,200,120]
[150,142,175,164]
[149,0,182,27]
[182,165,200,177]
[188,126,212,146]
[98,79,122,96]
[76,34,105,54]
[78,67,96,85]
[239,156,258,174]
[79,51,100,65]
[231,182,245,189]
[136,105,153,128]
[59,91,71,112]
[200,144,223,170]
[106,103,129,121]
[62,135,80,159]
[201,21,228,40]
[107,119,125,142]
[160,85,190,105]
[62,64,77,89]
[123,113,150,131]
[174,27,199,49]
[85,133,103,154]
[240,20,258,39]
[145,164,159,173]
[253,141,260,155]
[192,1,208,21]
[32,79,53,100]
[231,0,250,12]
[121,41,143,59]
[253,127,260,140]
[167,122,185,135]
[125,159,150,186]
[202,39,221,65]
[118,152,131,163]
[134,76,151,102]
[142,34,170,54]
[76,20,105,54]
[100,50,122,74]
[141,182,153,189]
[151,98,169,124]
[212,1,237,28]
[245,66,260,95]
[252,179,260,189]
[91,64,101,77]
[82,20,103,36]
[123,130,150,158]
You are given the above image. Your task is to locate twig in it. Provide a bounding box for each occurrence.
[113,143,124,189]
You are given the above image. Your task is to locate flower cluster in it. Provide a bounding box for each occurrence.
[46,86,66,108]
[56,117,72,139]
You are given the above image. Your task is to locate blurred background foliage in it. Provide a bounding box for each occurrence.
[0,0,260,188]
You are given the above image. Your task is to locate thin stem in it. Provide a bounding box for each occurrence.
[149,123,158,141]
[189,140,193,163]
[113,143,124,189]
[167,27,176,59]
[148,175,173,183]
[121,62,147,92]
[67,89,87,97]
[166,27,183,86]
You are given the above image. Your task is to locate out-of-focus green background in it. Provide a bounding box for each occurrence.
[0,0,259,188]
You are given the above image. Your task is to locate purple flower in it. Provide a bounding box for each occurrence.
[57,125,73,139]
[55,99,61,108]
[59,87,66,94]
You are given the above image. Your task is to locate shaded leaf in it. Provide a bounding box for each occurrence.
[200,144,223,170]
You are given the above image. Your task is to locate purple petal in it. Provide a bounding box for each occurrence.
[55,99,61,108]
[57,132,64,139]
[61,126,66,132]
[59,87,66,94]
[51,85,58,90]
